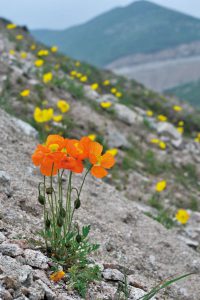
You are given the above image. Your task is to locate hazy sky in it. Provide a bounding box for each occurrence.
[1,0,200,30]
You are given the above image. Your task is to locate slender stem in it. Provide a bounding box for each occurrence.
[78,167,91,198]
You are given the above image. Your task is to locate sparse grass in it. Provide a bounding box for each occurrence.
[145,210,175,229]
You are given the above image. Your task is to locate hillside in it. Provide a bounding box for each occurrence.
[1,17,200,299]
[32,0,200,67]
[166,80,200,107]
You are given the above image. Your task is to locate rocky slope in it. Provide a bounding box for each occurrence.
[0,18,200,299]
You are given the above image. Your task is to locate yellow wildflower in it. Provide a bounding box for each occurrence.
[175,209,190,225]
[43,72,53,84]
[20,52,27,59]
[111,87,117,94]
[30,44,36,50]
[157,115,167,122]
[116,92,122,98]
[75,61,80,67]
[34,107,53,123]
[173,105,182,112]
[70,70,77,77]
[76,73,82,78]
[6,23,17,30]
[57,100,70,113]
[146,110,153,117]
[20,89,30,97]
[177,127,184,134]
[9,50,15,55]
[159,141,166,150]
[106,148,118,156]
[155,180,167,192]
[100,101,112,108]
[103,80,110,86]
[53,115,63,122]
[178,121,184,127]
[150,138,159,144]
[91,83,99,90]
[50,270,65,282]
[80,75,87,82]
[16,35,24,40]
[51,46,58,53]
[88,134,96,141]
[37,49,49,56]
[34,59,44,67]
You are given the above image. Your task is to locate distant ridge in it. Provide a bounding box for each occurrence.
[32,0,200,66]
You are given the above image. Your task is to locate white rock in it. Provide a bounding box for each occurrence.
[102,268,124,281]
[13,118,38,138]
[114,104,142,125]
[157,122,181,140]
[24,249,49,269]
[84,85,99,100]
[0,243,23,257]
[107,128,131,149]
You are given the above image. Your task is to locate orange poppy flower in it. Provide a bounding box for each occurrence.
[89,142,115,178]
[32,135,66,176]
[66,137,91,161]
[60,157,83,173]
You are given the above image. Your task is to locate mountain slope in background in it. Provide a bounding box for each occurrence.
[32,0,200,67]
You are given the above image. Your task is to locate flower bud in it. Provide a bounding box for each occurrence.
[57,216,63,227]
[38,195,45,205]
[76,234,82,243]
[46,187,54,195]
[60,207,66,218]
[74,198,81,209]
[45,218,51,229]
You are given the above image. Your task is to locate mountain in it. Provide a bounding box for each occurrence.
[1,17,200,299]
[166,80,200,107]
[32,0,200,67]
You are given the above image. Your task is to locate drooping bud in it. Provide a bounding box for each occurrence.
[76,234,82,243]
[38,195,45,205]
[46,187,54,195]
[60,207,66,218]
[45,218,51,229]
[74,198,81,209]
[57,216,63,227]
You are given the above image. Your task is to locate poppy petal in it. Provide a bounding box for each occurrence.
[89,142,103,164]
[101,153,115,169]
[91,166,108,178]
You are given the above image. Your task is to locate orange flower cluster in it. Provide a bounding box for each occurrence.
[32,135,115,178]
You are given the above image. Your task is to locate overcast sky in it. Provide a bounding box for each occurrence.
[1,0,200,30]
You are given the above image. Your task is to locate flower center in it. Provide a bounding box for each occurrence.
[49,144,59,152]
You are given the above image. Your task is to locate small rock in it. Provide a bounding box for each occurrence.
[157,122,181,140]
[129,286,146,299]
[107,128,131,149]
[13,118,38,138]
[0,233,6,243]
[102,268,124,281]
[37,279,56,299]
[114,104,142,125]
[24,249,49,269]
[0,243,23,257]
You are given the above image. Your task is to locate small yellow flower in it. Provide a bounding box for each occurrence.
[91,83,99,90]
[76,73,82,78]
[20,52,27,59]
[30,44,36,50]
[106,148,118,156]
[157,115,167,122]
[6,23,17,30]
[34,59,44,67]
[155,180,167,192]
[100,101,112,108]
[173,105,182,112]
[177,127,184,134]
[51,46,58,53]
[43,72,53,84]
[20,89,30,97]
[34,107,53,123]
[146,110,153,117]
[111,87,117,94]
[88,134,96,141]
[116,92,122,98]
[9,50,15,55]
[57,100,70,113]
[150,138,159,144]
[37,49,49,56]
[16,35,24,40]
[50,270,65,282]
[53,115,63,122]
[75,61,80,67]
[159,141,166,150]
[80,75,87,82]
[103,80,110,86]
[70,70,77,77]
[175,209,190,225]
[178,121,184,127]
